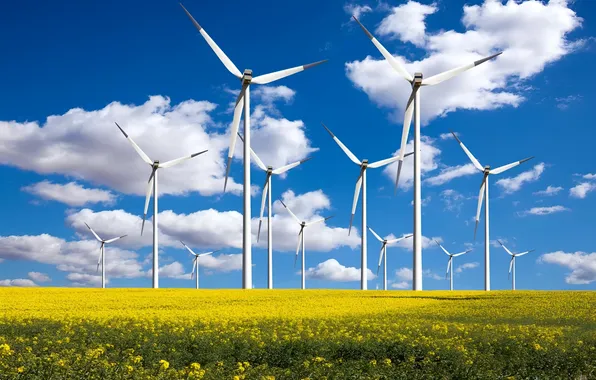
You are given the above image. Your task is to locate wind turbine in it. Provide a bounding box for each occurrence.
[115,122,208,289]
[369,227,412,291]
[237,133,311,289]
[180,3,327,289]
[353,16,501,291]
[84,223,127,289]
[280,200,333,290]
[180,241,219,290]
[451,131,533,291]
[433,239,472,291]
[322,122,413,290]
[498,240,534,291]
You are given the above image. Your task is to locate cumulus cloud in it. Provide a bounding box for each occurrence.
[390,281,410,289]
[455,262,479,273]
[533,185,563,196]
[305,259,375,282]
[377,1,437,46]
[28,272,51,283]
[0,279,37,287]
[346,0,583,124]
[496,163,545,194]
[383,136,441,189]
[539,251,596,284]
[569,182,596,199]
[395,267,413,281]
[440,189,465,213]
[426,163,477,186]
[200,254,243,272]
[22,181,116,207]
[344,3,372,19]
[521,205,570,216]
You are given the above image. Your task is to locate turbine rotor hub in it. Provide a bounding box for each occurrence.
[484,165,491,174]
[242,69,253,84]
[413,72,423,86]
[153,161,159,168]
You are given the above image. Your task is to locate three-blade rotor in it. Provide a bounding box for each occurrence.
[433,239,472,278]
[84,223,127,273]
[369,227,412,274]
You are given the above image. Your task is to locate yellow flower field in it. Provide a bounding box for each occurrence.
[0,289,594,379]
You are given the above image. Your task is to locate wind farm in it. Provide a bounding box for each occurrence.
[0,0,594,379]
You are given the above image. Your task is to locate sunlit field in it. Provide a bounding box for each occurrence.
[0,289,594,379]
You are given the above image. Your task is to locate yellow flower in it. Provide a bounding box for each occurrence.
[384,358,392,366]
[17,367,25,373]
[190,362,201,370]
[126,365,133,373]
[159,359,169,370]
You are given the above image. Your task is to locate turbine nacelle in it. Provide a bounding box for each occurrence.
[361,159,369,168]
[241,69,253,84]
[484,165,491,174]
[153,161,160,168]
[413,72,423,86]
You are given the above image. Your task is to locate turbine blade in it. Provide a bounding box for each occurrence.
[159,150,208,169]
[251,60,328,85]
[377,244,385,274]
[191,257,197,279]
[257,177,270,242]
[352,16,413,82]
[386,234,413,244]
[349,171,364,235]
[115,122,153,165]
[451,131,484,171]
[84,222,102,242]
[433,239,451,256]
[199,250,218,257]
[453,249,471,257]
[498,240,515,256]
[97,245,103,273]
[516,249,534,257]
[104,235,127,244]
[422,52,502,86]
[180,240,198,257]
[179,3,242,78]
[280,199,301,224]
[490,156,534,175]
[395,89,416,191]
[509,257,514,274]
[294,229,303,268]
[272,157,311,175]
[474,176,487,240]
[224,84,247,192]
[368,227,383,242]
[446,257,452,278]
[321,122,361,165]
[306,215,333,227]
[141,169,155,236]
[237,132,268,171]
[368,155,399,169]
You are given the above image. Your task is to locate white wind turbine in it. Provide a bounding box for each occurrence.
[238,133,311,289]
[280,200,333,290]
[433,239,472,291]
[498,240,534,291]
[322,122,413,290]
[353,16,501,291]
[180,241,219,290]
[451,131,533,291]
[84,223,127,289]
[115,122,208,289]
[181,3,326,289]
[369,227,412,291]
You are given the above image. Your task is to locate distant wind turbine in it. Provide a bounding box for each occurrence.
[451,131,532,291]
[322,122,413,290]
[238,133,311,289]
[353,16,501,291]
[180,241,219,289]
[180,3,327,289]
[280,200,333,290]
[369,227,412,291]
[498,240,534,291]
[433,239,472,291]
[115,122,208,289]
[84,223,127,289]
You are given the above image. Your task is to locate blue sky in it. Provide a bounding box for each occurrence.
[0,0,595,290]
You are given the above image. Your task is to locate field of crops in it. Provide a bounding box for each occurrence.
[0,289,594,379]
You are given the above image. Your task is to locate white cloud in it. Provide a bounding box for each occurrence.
[555,94,582,110]
[28,272,51,283]
[423,269,443,280]
[383,136,441,190]
[582,173,596,180]
[386,234,438,251]
[490,238,507,248]
[440,189,465,213]
[455,262,479,273]
[0,93,315,198]
[22,181,116,207]
[0,279,37,287]
[66,273,102,287]
[390,281,410,289]
[522,205,570,216]
[159,261,188,279]
[199,254,243,272]
[305,259,375,282]
[533,185,563,196]
[346,0,583,124]
[344,3,372,19]
[439,132,455,140]
[569,182,596,199]
[377,1,437,46]
[539,251,596,285]
[496,163,545,194]
[395,267,413,281]
[426,163,477,186]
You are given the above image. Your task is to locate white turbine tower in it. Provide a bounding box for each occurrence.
[322,122,413,290]
[433,239,472,291]
[180,241,219,290]
[369,227,412,291]
[498,240,534,291]
[84,223,127,289]
[237,133,311,289]
[280,200,333,290]
[115,122,208,289]
[451,131,533,291]
[353,16,501,291]
[181,4,326,289]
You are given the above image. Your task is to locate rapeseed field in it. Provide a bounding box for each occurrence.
[0,289,594,379]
